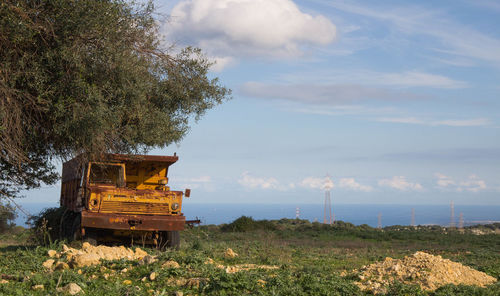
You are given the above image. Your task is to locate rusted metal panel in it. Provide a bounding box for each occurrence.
[81,211,185,231]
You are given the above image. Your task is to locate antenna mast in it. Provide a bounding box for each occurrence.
[323,174,333,225]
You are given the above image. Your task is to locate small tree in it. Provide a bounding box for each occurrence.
[0,202,16,233]
[0,0,230,200]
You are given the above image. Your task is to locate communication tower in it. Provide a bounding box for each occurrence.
[323,175,333,225]
[450,201,456,228]
[377,212,382,229]
[458,212,464,229]
[295,207,300,219]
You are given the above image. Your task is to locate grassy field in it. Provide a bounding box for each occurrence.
[0,217,499,295]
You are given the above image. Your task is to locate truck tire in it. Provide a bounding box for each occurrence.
[165,231,180,250]
[71,214,82,241]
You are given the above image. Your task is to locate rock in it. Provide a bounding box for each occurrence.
[138,255,157,265]
[0,279,8,284]
[173,291,183,296]
[48,250,58,258]
[149,272,157,281]
[121,268,128,273]
[57,283,83,295]
[224,248,238,258]
[257,279,266,287]
[185,278,208,289]
[42,259,55,269]
[162,260,180,269]
[32,284,44,290]
[134,248,148,259]
[71,254,100,268]
[123,280,132,285]
[54,261,70,271]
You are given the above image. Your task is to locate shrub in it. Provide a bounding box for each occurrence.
[27,207,66,245]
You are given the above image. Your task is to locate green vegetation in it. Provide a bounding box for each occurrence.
[0,0,230,200]
[0,217,499,295]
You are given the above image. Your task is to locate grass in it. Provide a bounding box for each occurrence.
[0,218,499,295]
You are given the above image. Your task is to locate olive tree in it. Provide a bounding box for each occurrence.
[0,0,230,199]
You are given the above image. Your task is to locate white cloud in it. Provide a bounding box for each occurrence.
[210,56,236,72]
[377,117,491,127]
[238,171,293,191]
[378,176,423,191]
[174,175,215,192]
[458,175,487,193]
[434,173,455,188]
[299,176,371,192]
[299,176,333,190]
[338,178,373,192]
[434,173,487,192]
[168,0,336,60]
[322,1,500,65]
[241,82,421,105]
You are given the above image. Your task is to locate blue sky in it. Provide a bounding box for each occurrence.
[23,0,500,206]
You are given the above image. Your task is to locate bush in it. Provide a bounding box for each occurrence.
[27,207,66,245]
[0,201,16,233]
[220,216,277,232]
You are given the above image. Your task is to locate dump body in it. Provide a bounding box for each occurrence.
[60,154,188,240]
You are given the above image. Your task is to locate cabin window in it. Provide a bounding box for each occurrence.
[89,164,125,187]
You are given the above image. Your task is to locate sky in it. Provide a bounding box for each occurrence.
[23,0,500,207]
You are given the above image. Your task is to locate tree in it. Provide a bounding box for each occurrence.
[0,201,16,233]
[0,0,230,199]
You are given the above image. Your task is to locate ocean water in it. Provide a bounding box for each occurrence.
[14,202,500,228]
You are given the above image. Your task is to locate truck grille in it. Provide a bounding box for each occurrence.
[100,201,170,215]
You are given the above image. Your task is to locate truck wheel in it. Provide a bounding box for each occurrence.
[165,231,180,250]
[71,214,82,241]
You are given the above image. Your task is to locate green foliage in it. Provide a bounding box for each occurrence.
[1,218,499,295]
[0,201,16,233]
[27,207,66,245]
[220,216,277,232]
[0,0,230,199]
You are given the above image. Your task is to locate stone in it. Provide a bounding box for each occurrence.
[149,272,157,281]
[42,259,55,269]
[162,260,180,269]
[32,284,44,290]
[48,250,58,258]
[0,279,8,284]
[71,254,101,268]
[54,261,70,271]
[57,283,83,295]
[123,280,132,285]
[173,291,183,296]
[138,255,157,265]
[224,248,238,258]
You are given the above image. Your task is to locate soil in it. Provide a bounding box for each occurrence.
[355,251,497,294]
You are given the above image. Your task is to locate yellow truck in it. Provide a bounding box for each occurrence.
[60,153,191,249]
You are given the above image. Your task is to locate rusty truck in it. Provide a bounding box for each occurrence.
[60,153,191,249]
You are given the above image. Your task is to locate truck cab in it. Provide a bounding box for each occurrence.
[60,154,190,248]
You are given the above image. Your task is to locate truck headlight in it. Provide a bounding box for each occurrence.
[171,203,179,211]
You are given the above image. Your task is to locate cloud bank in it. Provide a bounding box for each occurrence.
[378,176,423,191]
[168,0,336,65]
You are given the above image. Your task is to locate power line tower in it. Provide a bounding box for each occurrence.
[323,175,333,225]
[450,201,456,228]
[411,208,415,227]
[377,212,382,229]
[295,207,300,219]
[458,212,464,229]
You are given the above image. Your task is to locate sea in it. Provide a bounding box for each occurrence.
[13,202,500,228]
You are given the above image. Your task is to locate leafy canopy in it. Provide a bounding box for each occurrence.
[0,0,230,198]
